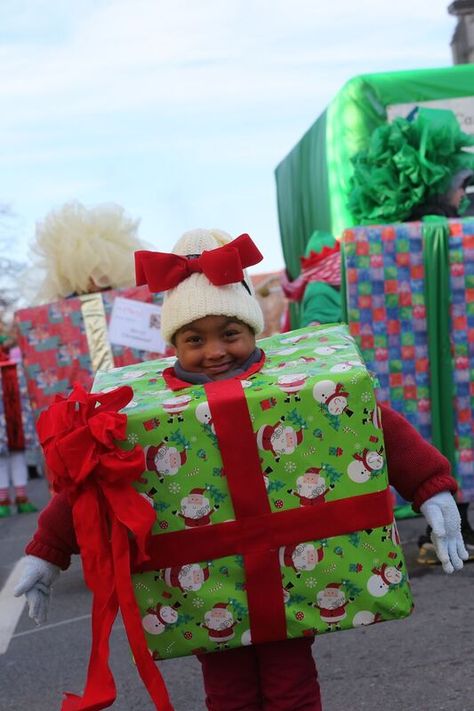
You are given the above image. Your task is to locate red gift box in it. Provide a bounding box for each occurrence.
[15,285,167,421]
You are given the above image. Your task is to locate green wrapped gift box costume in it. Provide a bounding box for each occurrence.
[34,323,414,710]
[95,325,412,651]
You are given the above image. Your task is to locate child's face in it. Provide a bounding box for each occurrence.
[174,315,256,380]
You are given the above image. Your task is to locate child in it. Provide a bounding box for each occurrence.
[15,229,468,711]
[0,343,37,517]
[281,230,342,329]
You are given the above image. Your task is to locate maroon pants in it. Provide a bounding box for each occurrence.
[197,636,322,710]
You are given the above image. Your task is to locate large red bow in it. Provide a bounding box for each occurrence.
[135,233,263,292]
[37,384,173,711]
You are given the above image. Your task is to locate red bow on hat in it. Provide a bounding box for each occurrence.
[135,233,263,292]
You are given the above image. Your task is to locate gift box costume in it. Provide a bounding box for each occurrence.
[20,230,461,711]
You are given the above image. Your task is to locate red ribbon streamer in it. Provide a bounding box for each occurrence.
[1,361,25,450]
[36,383,173,711]
[135,233,263,292]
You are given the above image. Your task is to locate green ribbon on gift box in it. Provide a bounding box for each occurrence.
[421,217,456,473]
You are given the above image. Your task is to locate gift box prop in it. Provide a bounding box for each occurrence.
[39,324,413,710]
[15,285,167,423]
[274,64,474,328]
[343,217,474,508]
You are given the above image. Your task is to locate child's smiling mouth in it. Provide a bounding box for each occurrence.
[206,361,234,375]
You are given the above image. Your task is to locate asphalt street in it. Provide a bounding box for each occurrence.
[1,478,474,711]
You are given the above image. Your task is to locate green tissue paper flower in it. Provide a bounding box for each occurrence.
[348,107,474,224]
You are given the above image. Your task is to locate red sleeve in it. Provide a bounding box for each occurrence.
[25,491,79,570]
[380,403,458,512]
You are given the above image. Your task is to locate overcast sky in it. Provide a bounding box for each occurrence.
[0,0,457,273]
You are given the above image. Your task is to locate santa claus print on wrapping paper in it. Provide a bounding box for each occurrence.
[159,563,211,596]
[315,583,351,630]
[264,355,317,373]
[329,359,363,374]
[118,369,147,382]
[362,405,382,429]
[313,342,351,357]
[381,522,401,546]
[161,394,192,423]
[367,562,404,598]
[313,380,353,417]
[142,601,180,636]
[352,610,383,627]
[256,420,304,463]
[174,487,218,529]
[276,373,308,403]
[200,602,240,649]
[278,542,324,578]
[288,468,334,506]
[143,440,187,482]
[347,446,385,484]
[279,333,313,346]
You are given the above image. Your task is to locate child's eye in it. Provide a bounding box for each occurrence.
[186,335,202,344]
[224,330,239,338]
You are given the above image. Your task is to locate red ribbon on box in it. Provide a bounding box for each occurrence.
[132,380,394,645]
[37,383,173,711]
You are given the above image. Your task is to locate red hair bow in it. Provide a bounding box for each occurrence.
[135,233,263,292]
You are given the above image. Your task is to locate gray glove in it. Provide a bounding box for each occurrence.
[420,492,469,574]
[14,555,60,624]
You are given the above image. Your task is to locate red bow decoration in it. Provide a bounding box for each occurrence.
[37,384,173,711]
[135,233,263,292]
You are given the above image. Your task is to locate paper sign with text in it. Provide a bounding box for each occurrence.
[108,297,165,353]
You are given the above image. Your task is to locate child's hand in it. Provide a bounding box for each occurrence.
[13,555,60,624]
[420,492,469,573]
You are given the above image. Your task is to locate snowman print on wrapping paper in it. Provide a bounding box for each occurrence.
[200,602,240,648]
[161,394,193,423]
[256,420,304,463]
[279,543,324,577]
[347,447,384,483]
[195,401,215,433]
[143,440,187,481]
[159,563,211,596]
[313,379,353,417]
[367,562,403,598]
[142,602,179,635]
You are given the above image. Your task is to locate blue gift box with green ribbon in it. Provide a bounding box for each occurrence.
[342,217,474,508]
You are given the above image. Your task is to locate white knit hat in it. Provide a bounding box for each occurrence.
[159,228,264,344]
